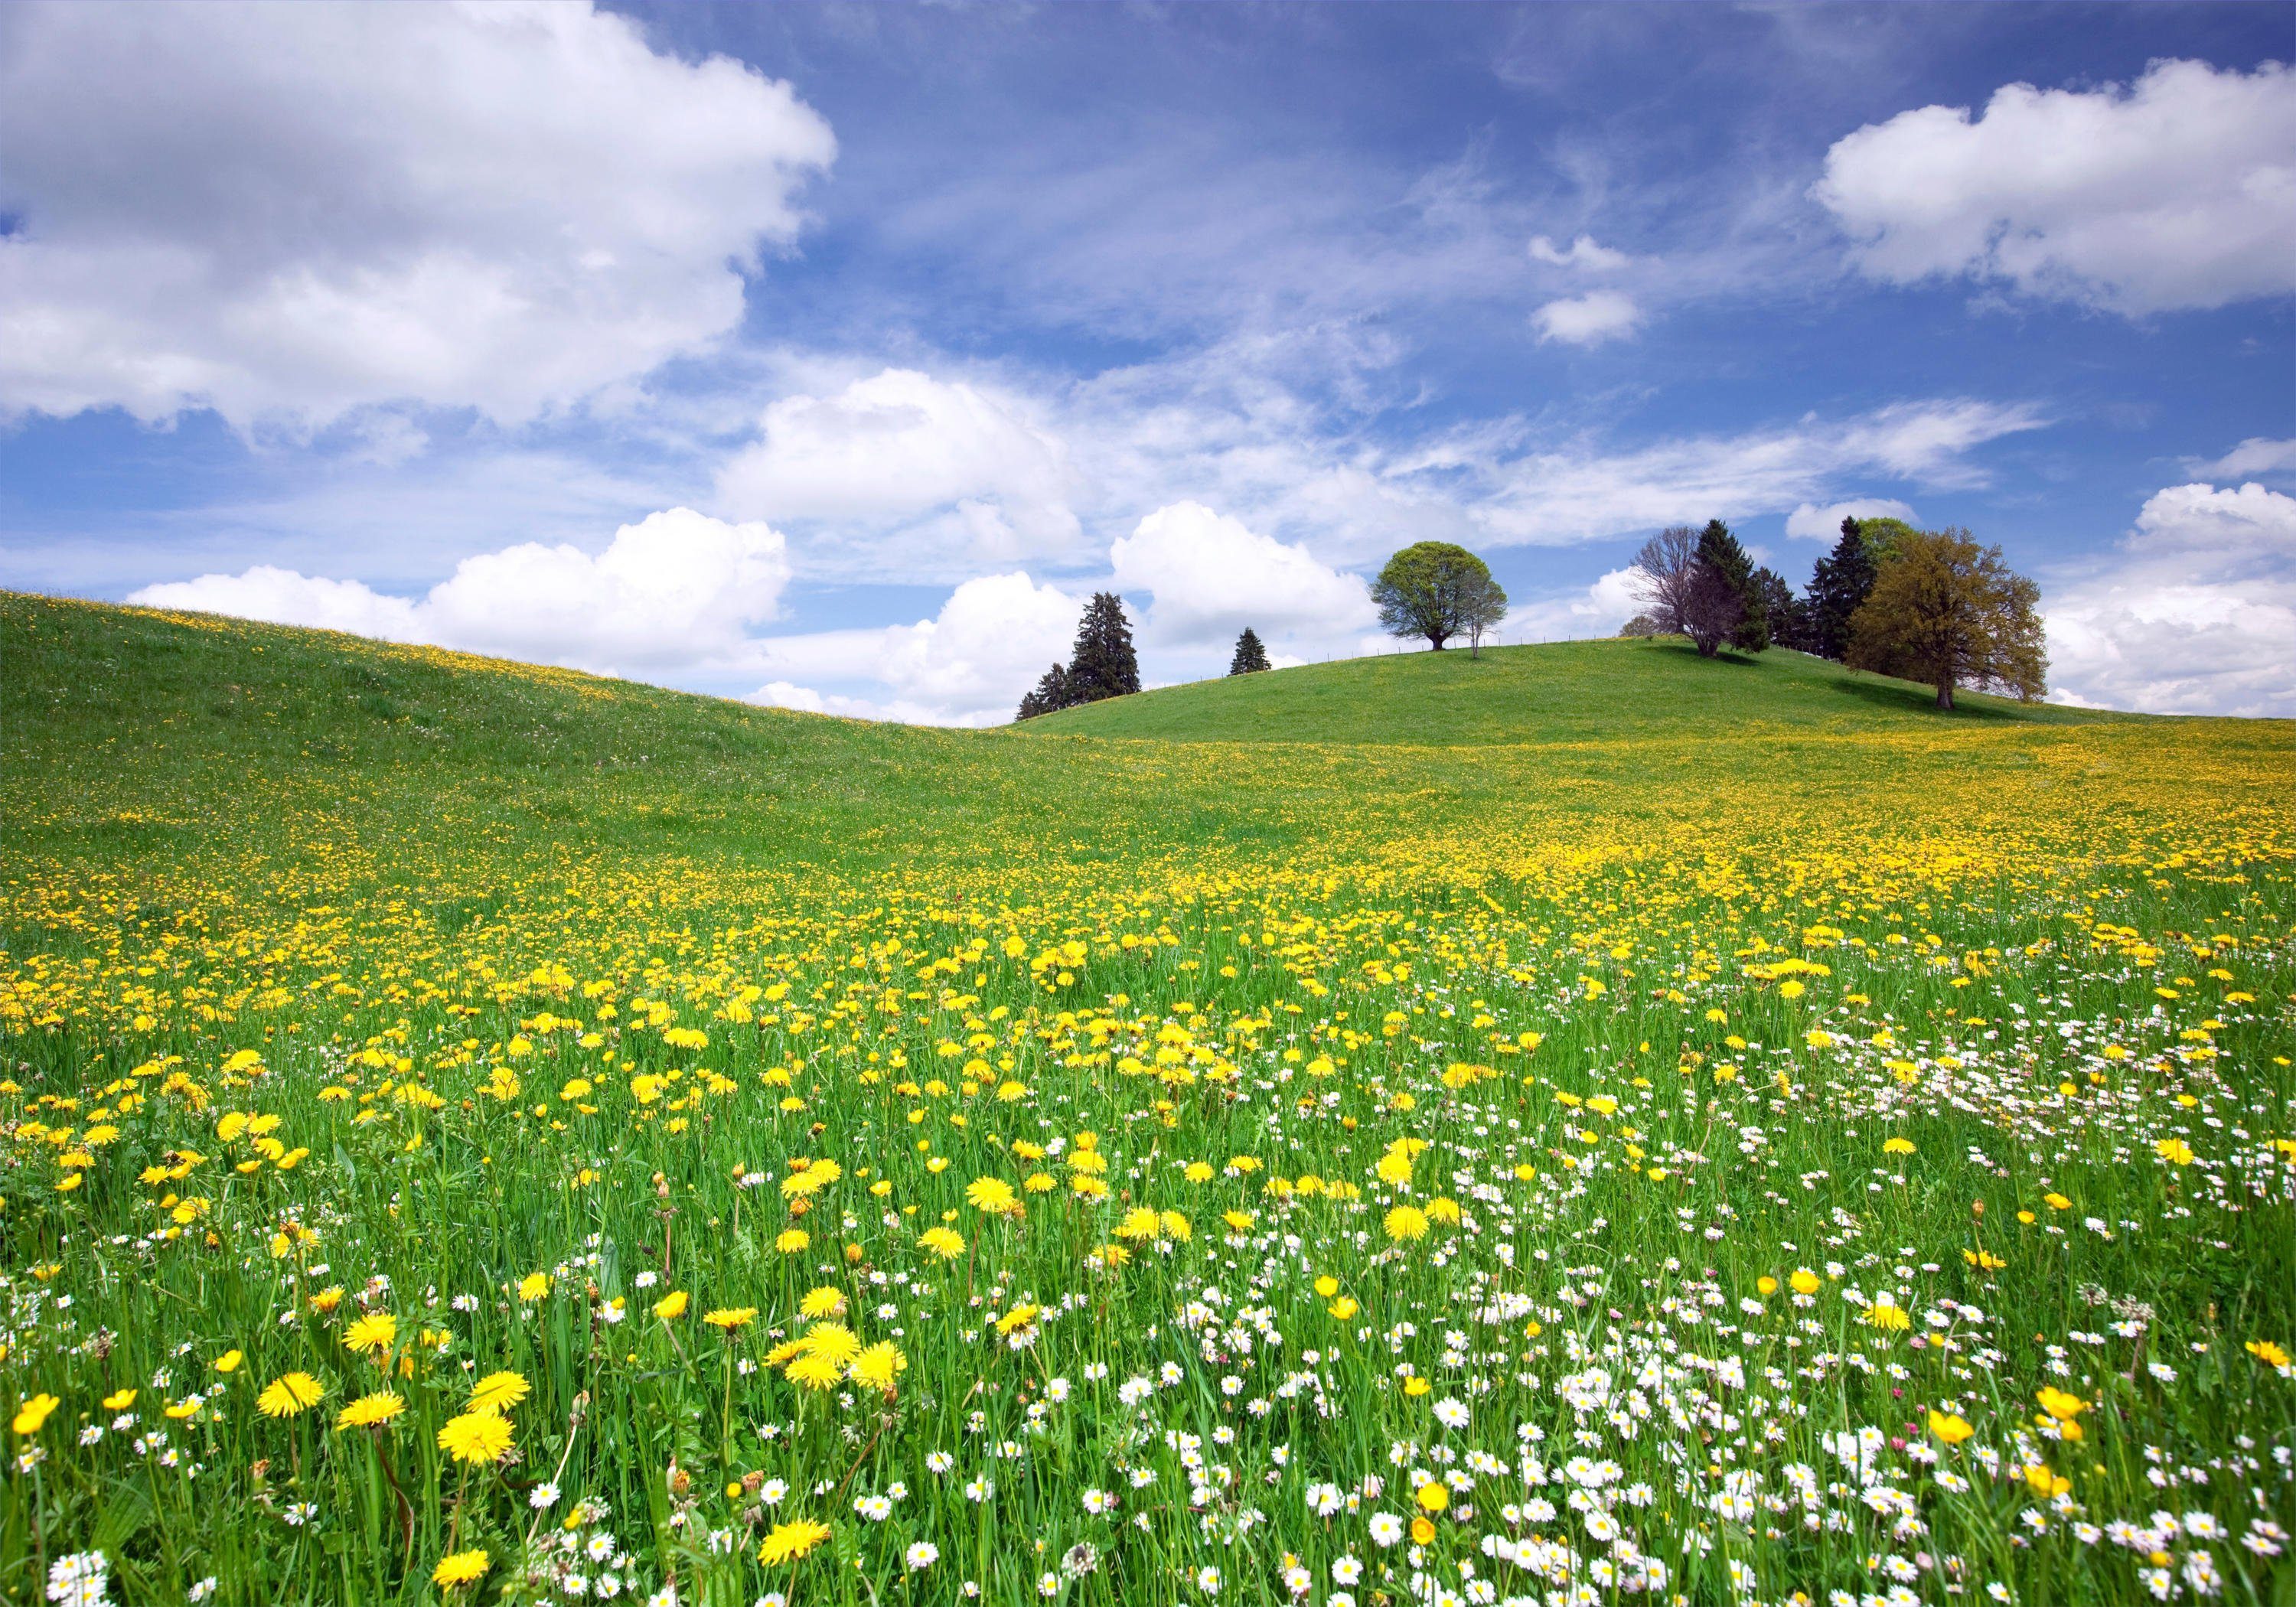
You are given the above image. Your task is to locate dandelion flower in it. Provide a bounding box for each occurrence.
[437,1410,514,1465]
[848,1342,906,1392]
[257,1374,324,1418]
[343,1313,397,1354]
[703,1307,758,1331]
[758,1519,832,1565]
[919,1227,964,1260]
[653,1290,689,1321]
[432,1549,489,1589]
[335,1391,406,1431]
[1384,1205,1429,1244]
[467,1371,530,1413]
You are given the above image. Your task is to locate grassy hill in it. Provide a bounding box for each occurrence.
[1021,637,2126,745]
[2,589,2294,1605]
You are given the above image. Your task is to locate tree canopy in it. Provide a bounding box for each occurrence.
[1371,542,1505,651]
[1846,529,2046,709]
[1013,592,1139,719]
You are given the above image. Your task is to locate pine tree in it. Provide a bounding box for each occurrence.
[1228,628,1270,675]
[1065,592,1140,703]
[1753,566,1805,651]
[1697,519,1767,653]
[1014,662,1072,721]
[1805,516,1878,660]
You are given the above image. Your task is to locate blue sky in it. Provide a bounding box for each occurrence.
[2,2,2291,719]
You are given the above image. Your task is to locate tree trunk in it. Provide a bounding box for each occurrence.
[1427,634,1447,650]
[1936,676,1955,711]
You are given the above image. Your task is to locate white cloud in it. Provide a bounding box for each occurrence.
[0,2,834,428]
[1815,58,2296,314]
[127,508,791,676]
[746,572,1080,726]
[129,566,423,643]
[1784,497,1918,540]
[1499,567,1645,643]
[1532,290,1643,346]
[2045,481,2296,717]
[1472,399,2040,546]
[1528,234,1632,272]
[1108,502,1373,649]
[2187,437,2296,481]
[714,368,1081,566]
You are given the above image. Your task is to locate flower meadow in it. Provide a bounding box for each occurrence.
[2,596,2294,1607]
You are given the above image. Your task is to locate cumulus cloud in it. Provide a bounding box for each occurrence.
[1498,567,1645,643]
[2187,437,2296,481]
[1528,234,1632,271]
[715,368,1081,567]
[1531,290,1643,346]
[746,572,1081,727]
[2045,481,2296,717]
[127,508,791,676]
[0,2,835,428]
[1815,58,2296,314]
[1108,502,1373,650]
[1784,497,1919,540]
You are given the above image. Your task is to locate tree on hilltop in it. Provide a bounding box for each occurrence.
[1846,528,2046,710]
[1804,515,1878,660]
[1065,592,1140,702]
[1753,566,1806,652]
[1015,663,1072,721]
[1371,542,1505,652]
[1228,628,1270,675]
[1698,519,1768,653]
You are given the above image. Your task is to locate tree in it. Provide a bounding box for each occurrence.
[1014,662,1073,721]
[1617,614,1662,638]
[1371,542,1505,651]
[1804,516,1877,661]
[1628,526,1700,637]
[1698,519,1767,653]
[1065,592,1140,703]
[1459,569,1508,658]
[1846,528,2047,710]
[1753,566,1805,652]
[1679,556,1744,657]
[1227,627,1271,675]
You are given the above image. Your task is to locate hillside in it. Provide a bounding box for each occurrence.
[1020,636,2127,744]
[4,589,2294,1607]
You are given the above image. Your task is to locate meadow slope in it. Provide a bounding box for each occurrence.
[2,591,2292,1607]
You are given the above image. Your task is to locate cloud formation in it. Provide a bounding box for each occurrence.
[1109,502,1374,650]
[1784,497,1919,540]
[0,2,835,428]
[1815,58,2296,314]
[1532,291,1643,346]
[2045,481,2296,718]
[715,368,1081,569]
[127,509,791,676]
[746,572,1081,727]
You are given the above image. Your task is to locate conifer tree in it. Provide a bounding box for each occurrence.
[1014,662,1072,721]
[1228,627,1270,675]
[1753,566,1805,651]
[1805,516,1878,660]
[1696,519,1767,653]
[1064,592,1140,703]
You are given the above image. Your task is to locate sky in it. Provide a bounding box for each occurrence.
[2,2,2291,722]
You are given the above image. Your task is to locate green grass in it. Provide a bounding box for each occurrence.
[1,591,2291,1607]
[1022,638,2127,745]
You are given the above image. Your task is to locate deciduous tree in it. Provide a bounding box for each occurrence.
[1846,528,2047,710]
[1371,542,1503,651]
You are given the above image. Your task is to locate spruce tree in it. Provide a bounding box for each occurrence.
[1697,519,1767,652]
[1753,566,1805,652]
[1065,593,1140,703]
[1228,627,1270,675]
[1015,662,1072,721]
[1805,516,1878,660]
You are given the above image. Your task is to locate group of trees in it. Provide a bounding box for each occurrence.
[1626,513,2046,710]
[1015,592,1140,719]
[1016,601,1277,720]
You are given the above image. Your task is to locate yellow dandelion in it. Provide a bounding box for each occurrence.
[256,1373,324,1418]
